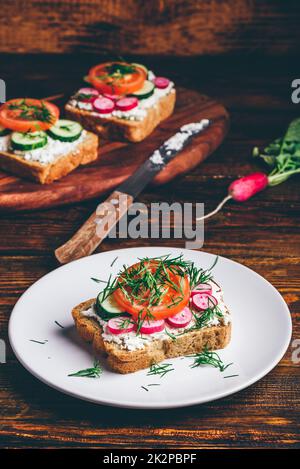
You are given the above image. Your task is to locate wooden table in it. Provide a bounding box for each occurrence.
[0,55,299,448]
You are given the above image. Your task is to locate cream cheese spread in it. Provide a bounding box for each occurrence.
[82,280,231,352]
[0,131,86,165]
[68,71,175,122]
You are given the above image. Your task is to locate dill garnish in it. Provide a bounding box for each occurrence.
[29,339,47,345]
[54,320,64,329]
[190,347,232,372]
[110,256,118,267]
[147,363,174,378]
[68,360,102,378]
[223,374,239,379]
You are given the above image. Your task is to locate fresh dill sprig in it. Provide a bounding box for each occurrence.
[68,360,103,378]
[191,304,223,329]
[190,347,232,372]
[147,362,174,378]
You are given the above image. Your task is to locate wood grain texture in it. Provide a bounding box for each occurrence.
[0,54,299,449]
[0,1,300,55]
[0,89,229,212]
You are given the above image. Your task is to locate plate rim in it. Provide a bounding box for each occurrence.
[8,247,293,409]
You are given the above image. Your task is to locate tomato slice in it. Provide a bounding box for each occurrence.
[0,98,59,132]
[113,260,190,320]
[88,62,146,95]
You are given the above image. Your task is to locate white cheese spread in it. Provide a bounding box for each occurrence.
[0,131,86,165]
[68,71,175,122]
[82,280,231,352]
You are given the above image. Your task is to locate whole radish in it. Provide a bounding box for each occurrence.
[198,172,269,221]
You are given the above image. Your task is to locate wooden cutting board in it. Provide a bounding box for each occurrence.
[0,88,229,212]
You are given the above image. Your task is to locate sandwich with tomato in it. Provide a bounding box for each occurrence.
[72,255,231,374]
[66,61,176,143]
[0,98,98,183]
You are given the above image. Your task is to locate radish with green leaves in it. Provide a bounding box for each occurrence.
[199,117,300,221]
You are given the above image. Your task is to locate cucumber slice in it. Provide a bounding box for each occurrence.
[11,131,48,151]
[48,119,82,142]
[96,293,126,320]
[131,80,155,100]
[132,63,148,76]
[0,125,10,137]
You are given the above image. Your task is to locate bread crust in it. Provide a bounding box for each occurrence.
[65,91,176,143]
[72,299,231,374]
[0,132,99,184]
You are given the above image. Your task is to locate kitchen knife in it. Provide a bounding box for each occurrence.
[55,119,210,264]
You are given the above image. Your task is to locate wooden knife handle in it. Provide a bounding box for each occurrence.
[55,191,134,264]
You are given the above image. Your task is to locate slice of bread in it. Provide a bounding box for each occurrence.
[0,131,99,184]
[72,299,231,374]
[65,91,176,143]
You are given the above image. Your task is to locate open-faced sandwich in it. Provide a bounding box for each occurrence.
[72,255,231,374]
[0,98,98,183]
[66,61,176,142]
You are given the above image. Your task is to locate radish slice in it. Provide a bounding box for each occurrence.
[107,316,134,335]
[191,283,212,297]
[154,77,170,89]
[139,319,165,334]
[166,307,192,328]
[104,93,122,101]
[116,97,138,111]
[77,87,99,102]
[192,293,218,311]
[93,97,115,114]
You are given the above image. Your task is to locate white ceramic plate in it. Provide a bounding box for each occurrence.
[9,247,292,409]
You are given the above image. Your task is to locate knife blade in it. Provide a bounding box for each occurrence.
[55,119,210,264]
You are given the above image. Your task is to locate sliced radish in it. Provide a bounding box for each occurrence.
[166,307,192,328]
[104,93,122,101]
[107,316,134,335]
[93,97,115,114]
[191,283,212,298]
[154,77,170,89]
[77,87,99,102]
[139,319,165,334]
[116,97,138,111]
[192,293,218,311]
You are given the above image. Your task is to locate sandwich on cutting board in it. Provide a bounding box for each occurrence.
[0,98,98,183]
[66,61,176,142]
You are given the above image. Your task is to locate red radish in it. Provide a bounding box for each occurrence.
[197,172,269,221]
[192,293,218,311]
[104,93,122,101]
[77,87,99,102]
[107,316,134,335]
[139,319,165,334]
[93,97,115,114]
[154,77,170,89]
[116,97,138,111]
[191,283,212,298]
[166,307,192,328]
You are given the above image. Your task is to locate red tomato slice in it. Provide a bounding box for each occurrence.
[113,260,190,320]
[0,98,59,132]
[88,62,146,95]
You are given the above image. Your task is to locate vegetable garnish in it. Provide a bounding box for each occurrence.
[110,256,118,267]
[190,347,232,372]
[197,118,300,221]
[29,339,48,345]
[147,363,174,378]
[54,320,64,329]
[223,374,239,379]
[0,98,59,132]
[68,360,102,378]
[88,62,146,95]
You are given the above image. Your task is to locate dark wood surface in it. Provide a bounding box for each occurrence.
[1,0,300,55]
[0,89,228,211]
[0,55,299,448]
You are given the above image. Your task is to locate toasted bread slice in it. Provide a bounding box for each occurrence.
[65,91,176,143]
[72,299,231,374]
[0,131,98,184]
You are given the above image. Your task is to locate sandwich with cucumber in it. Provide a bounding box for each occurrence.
[72,255,231,374]
[66,61,176,142]
[0,98,98,183]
